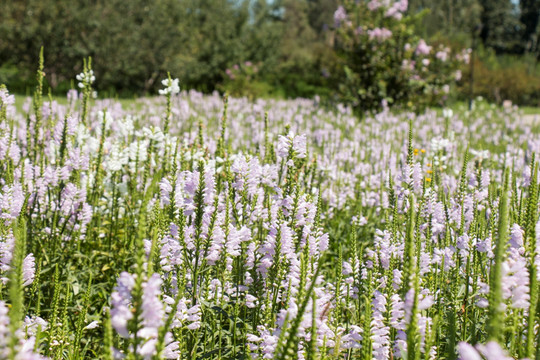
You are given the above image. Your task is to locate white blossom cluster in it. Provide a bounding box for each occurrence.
[76,69,95,88]
[158,78,180,95]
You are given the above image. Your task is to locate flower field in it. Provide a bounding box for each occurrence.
[0,71,539,359]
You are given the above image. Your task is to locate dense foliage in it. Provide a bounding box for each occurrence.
[1,0,538,108]
[1,59,540,359]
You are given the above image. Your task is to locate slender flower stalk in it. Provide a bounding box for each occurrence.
[524,159,539,357]
[159,74,180,134]
[487,170,509,341]
[76,57,95,126]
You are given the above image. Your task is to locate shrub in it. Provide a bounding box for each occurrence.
[332,0,465,114]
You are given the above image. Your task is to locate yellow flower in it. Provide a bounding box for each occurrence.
[426,177,432,182]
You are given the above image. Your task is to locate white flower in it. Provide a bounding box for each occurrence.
[141,126,165,143]
[76,69,95,88]
[97,110,114,132]
[105,144,129,172]
[442,108,453,118]
[159,78,180,95]
[470,149,490,161]
[117,115,135,138]
[84,321,99,330]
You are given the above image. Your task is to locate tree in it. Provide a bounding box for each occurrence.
[408,0,482,42]
[307,0,339,36]
[519,0,540,55]
[0,0,266,95]
[0,0,185,94]
[171,0,254,92]
[256,0,337,98]
[478,0,521,53]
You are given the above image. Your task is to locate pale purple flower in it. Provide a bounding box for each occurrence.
[0,301,9,356]
[503,249,530,309]
[111,272,135,338]
[279,223,295,260]
[161,333,180,359]
[60,183,81,216]
[245,294,258,308]
[0,231,15,275]
[170,298,201,330]
[476,238,493,257]
[397,0,408,12]
[390,294,405,330]
[404,289,415,322]
[334,6,347,27]
[509,223,524,249]
[433,247,456,271]
[0,301,48,359]
[318,232,329,253]
[367,0,383,11]
[80,203,93,226]
[0,183,24,221]
[225,225,251,258]
[458,342,482,360]
[416,39,432,55]
[206,226,225,264]
[385,6,401,19]
[24,315,48,336]
[277,135,291,159]
[476,341,513,360]
[67,89,78,102]
[412,163,422,192]
[0,88,15,108]
[159,178,173,206]
[139,338,159,359]
[368,28,393,42]
[341,325,363,349]
[342,261,353,275]
[372,291,390,359]
[476,280,490,308]
[22,254,35,287]
[139,274,164,339]
[392,269,402,290]
[292,134,307,158]
[203,168,216,204]
[418,291,434,310]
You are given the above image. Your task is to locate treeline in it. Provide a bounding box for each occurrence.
[0,0,338,98]
[411,0,540,54]
[0,0,538,105]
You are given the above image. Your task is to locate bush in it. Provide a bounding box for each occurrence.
[332,0,465,114]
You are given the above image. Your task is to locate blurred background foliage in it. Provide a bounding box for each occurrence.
[0,0,538,107]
